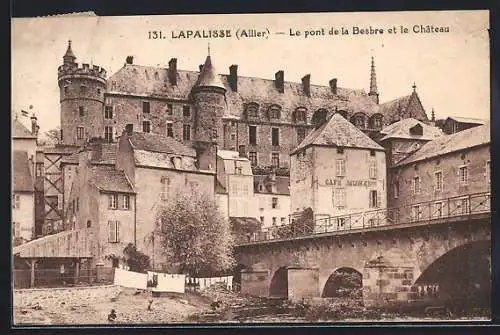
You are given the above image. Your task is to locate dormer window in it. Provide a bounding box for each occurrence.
[295,108,307,123]
[269,105,282,120]
[246,102,259,118]
[370,114,383,129]
[410,123,423,136]
[352,114,366,128]
[171,156,182,169]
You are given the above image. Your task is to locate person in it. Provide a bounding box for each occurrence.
[59,264,66,286]
[108,309,117,322]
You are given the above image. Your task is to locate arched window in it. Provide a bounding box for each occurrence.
[369,114,383,129]
[268,105,282,120]
[312,109,328,127]
[245,102,259,118]
[294,107,307,123]
[351,113,366,128]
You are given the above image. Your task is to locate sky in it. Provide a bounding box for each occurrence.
[12,10,490,136]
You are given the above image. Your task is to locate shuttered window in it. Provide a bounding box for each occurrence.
[108,221,120,243]
[336,159,345,177]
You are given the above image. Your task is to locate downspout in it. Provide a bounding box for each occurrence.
[134,194,137,247]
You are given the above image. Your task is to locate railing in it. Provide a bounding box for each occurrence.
[242,192,491,244]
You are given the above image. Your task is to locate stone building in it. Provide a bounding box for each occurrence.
[389,122,490,222]
[290,113,387,226]
[57,42,430,170]
[254,173,291,229]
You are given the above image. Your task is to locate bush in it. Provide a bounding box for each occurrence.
[123,243,150,273]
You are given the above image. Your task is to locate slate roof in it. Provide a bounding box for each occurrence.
[291,113,384,154]
[195,55,225,89]
[128,132,196,157]
[379,118,443,141]
[396,122,490,166]
[254,175,290,195]
[107,63,377,122]
[12,118,36,139]
[12,151,34,192]
[88,165,135,193]
[445,116,487,125]
[62,143,117,165]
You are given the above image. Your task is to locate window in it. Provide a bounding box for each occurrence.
[372,117,382,129]
[108,221,120,243]
[76,197,79,211]
[13,222,20,238]
[236,167,242,174]
[212,128,218,139]
[271,153,280,168]
[393,181,399,199]
[248,152,257,166]
[143,101,150,114]
[271,128,280,146]
[230,133,236,141]
[104,106,113,119]
[486,160,491,184]
[79,106,85,117]
[247,104,258,117]
[64,86,69,94]
[434,202,443,218]
[166,122,174,137]
[161,177,170,201]
[12,194,20,209]
[142,120,151,133]
[183,106,191,117]
[76,126,85,140]
[297,128,306,144]
[435,171,443,192]
[336,159,345,177]
[296,109,307,122]
[272,217,277,226]
[249,126,257,145]
[333,188,346,207]
[260,216,265,225]
[270,108,280,119]
[369,161,377,179]
[459,166,468,185]
[370,150,376,157]
[123,195,130,210]
[183,124,191,141]
[272,197,278,209]
[36,163,43,177]
[97,88,101,95]
[166,104,173,116]
[104,126,114,142]
[413,176,421,195]
[354,115,365,128]
[412,205,421,221]
[108,194,118,209]
[281,217,286,225]
[369,190,378,208]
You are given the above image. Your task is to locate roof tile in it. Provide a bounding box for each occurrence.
[12,151,34,192]
[88,165,135,193]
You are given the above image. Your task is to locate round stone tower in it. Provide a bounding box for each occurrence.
[58,40,107,146]
[192,54,227,170]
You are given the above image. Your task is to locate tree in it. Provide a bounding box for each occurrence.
[123,243,150,273]
[41,126,61,145]
[153,190,235,276]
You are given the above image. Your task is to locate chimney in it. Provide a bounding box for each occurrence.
[168,58,178,85]
[125,124,133,136]
[126,56,134,65]
[30,114,38,136]
[229,65,238,91]
[275,70,284,93]
[199,64,204,72]
[238,145,247,158]
[302,74,311,97]
[329,78,338,95]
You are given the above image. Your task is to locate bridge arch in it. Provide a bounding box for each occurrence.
[321,267,363,301]
[413,239,490,311]
[269,266,288,298]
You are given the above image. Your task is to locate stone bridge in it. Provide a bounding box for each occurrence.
[234,192,491,308]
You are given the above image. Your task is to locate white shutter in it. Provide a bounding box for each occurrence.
[116,221,120,242]
[57,194,63,210]
[108,221,114,242]
[377,191,382,208]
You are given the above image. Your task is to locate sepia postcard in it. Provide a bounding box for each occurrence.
[11,10,491,326]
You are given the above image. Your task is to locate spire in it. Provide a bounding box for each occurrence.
[63,40,76,64]
[431,108,435,121]
[412,82,417,92]
[195,54,226,90]
[368,56,379,104]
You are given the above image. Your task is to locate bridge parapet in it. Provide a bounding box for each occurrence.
[241,192,490,245]
[13,228,95,258]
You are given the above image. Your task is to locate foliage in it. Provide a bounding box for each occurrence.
[41,126,61,145]
[123,243,151,273]
[273,207,315,239]
[329,270,363,299]
[153,190,236,276]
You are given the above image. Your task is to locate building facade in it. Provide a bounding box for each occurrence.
[389,123,490,222]
[254,174,291,229]
[290,114,387,227]
[57,42,430,171]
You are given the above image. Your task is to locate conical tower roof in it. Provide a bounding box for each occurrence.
[195,55,226,90]
[63,40,76,62]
